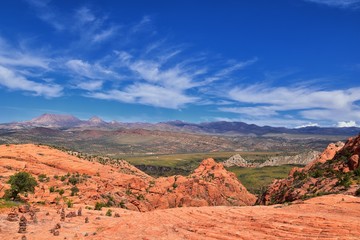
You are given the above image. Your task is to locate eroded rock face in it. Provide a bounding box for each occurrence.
[145,158,256,209]
[0,144,255,212]
[222,154,252,167]
[258,137,360,205]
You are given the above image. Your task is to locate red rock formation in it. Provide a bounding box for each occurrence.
[258,135,360,205]
[0,144,255,212]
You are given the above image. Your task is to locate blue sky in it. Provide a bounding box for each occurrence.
[0,0,359,127]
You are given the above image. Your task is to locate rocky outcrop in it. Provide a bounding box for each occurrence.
[145,158,256,209]
[258,138,359,205]
[222,154,253,167]
[0,144,255,212]
[224,151,322,168]
[259,151,321,167]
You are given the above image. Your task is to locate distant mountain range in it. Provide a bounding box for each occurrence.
[0,113,359,136]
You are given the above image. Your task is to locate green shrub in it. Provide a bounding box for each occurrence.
[49,186,55,193]
[38,174,49,182]
[94,202,106,210]
[354,168,360,177]
[337,173,352,189]
[106,209,112,216]
[66,199,73,208]
[4,172,38,200]
[58,189,65,196]
[68,175,79,185]
[118,200,126,209]
[136,194,145,200]
[70,186,79,196]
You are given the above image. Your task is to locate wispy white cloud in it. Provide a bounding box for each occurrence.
[76,80,103,91]
[65,59,122,81]
[0,65,62,97]
[92,27,118,43]
[26,0,65,30]
[76,6,96,24]
[304,0,360,8]
[222,85,360,125]
[0,37,50,70]
[202,58,258,84]
[88,83,197,109]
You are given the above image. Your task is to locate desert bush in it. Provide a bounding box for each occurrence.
[94,202,106,210]
[38,174,50,182]
[58,189,65,196]
[337,173,351,189]
[49,186,55,193]
[66,199,73,208]
[4,172,38,200]
[106,209,112,216]
[70,186,79,196]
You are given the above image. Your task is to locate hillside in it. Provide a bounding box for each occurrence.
[258,136,360,205]
[0,144,255,211]
[1,143,360,239]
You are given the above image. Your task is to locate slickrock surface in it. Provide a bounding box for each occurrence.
[0,194,359,239]
[0,144,255,211]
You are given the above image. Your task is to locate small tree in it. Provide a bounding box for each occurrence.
[4,172,38,200]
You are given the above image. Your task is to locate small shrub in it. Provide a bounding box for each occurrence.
[38,174,49,183]
[94,202,106,210]
[125,189,132,195]
[68,175,79,185]
[70,186,79,196]
[106,209,112,217]
[337,173,352,189]
[60,176,66,182]
[118,201,126,209]
[58,189,65,196]
[136,194,145,200]
[293,170,307,180]
[66,199,73,208]
[49,186,55,193]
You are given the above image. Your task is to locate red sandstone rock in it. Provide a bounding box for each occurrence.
[259,135,360,205]
[0,144,255,212]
